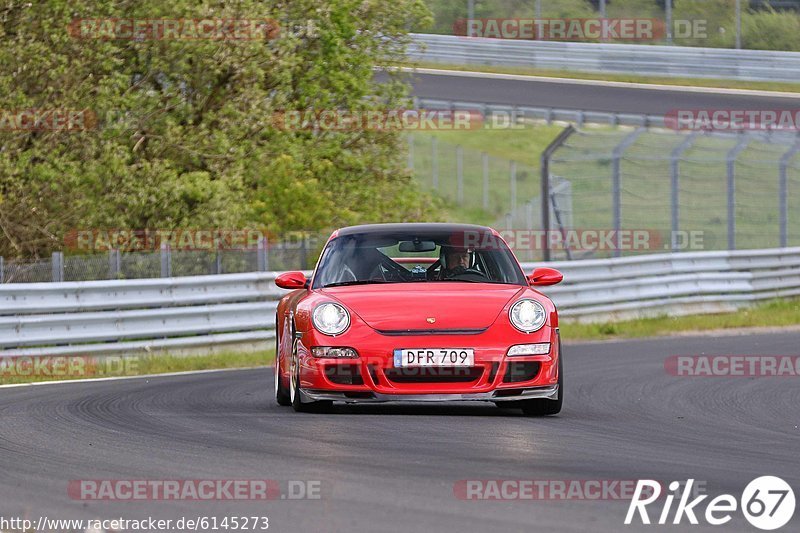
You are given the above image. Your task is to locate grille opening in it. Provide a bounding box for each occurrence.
[384,366,482,383]
[503,362,541,383]
[325,364,364,385]
[487,362,500,384]
[367,365,380,386]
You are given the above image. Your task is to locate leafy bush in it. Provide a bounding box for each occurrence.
[0,0,435,258]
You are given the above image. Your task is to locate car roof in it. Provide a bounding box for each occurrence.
[336,223,495,236]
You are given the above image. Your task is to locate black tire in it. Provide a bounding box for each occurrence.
[289,337,332,413]
[518,340,563,417]
[275,316,291,406]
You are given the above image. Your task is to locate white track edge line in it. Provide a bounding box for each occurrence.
[0,365,269,389]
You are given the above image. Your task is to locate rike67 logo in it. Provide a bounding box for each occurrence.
[626,477,796,530]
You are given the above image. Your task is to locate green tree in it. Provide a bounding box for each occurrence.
[0,0,434,258]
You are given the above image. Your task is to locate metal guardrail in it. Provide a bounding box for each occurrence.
[414,97,667,128]
[0,273,283,357]
[409,33,800,83]
[534,247,800,320]
[1,248,798,356]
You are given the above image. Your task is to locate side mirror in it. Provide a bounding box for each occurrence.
[275,271,308,290]
[528,267,563,287]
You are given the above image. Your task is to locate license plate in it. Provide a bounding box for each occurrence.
[393,348,475,367]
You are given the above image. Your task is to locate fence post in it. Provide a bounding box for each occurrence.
[431,136,439,191]
[456,144,464,204]
[482,152,489,210]
[540,125,576,262]
[407,134,414,171]
[670,132,698,251]
[779,142,800,248]
[160,243,171,277]
[257,236,269,272]
[665,0,673,44]
[727,137,749,250]
[215,245,222,275]
[510,160,517,218]
[108,249,121,279]
[0,256,4,283]
[51,251,64,282]
[300,238,308,271]
[611,128,645,257]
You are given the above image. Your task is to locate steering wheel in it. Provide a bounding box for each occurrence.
[448,268,488,281]
[370,260,412,282]
[338,265,357,283]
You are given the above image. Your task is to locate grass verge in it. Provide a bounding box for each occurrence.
[0,350,274,386]
[402,61,800,93]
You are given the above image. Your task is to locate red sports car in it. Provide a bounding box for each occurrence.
[273,223,564,415]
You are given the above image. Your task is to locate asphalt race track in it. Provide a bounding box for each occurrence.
[399,69,800,115]
[1,333,798,532]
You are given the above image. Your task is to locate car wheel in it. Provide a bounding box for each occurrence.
[289,339,331,413]
[275,335,292,407]
[518,342,563,417]
[275,317,291,406]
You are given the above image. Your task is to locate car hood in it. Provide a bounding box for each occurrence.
[320,283,526,332]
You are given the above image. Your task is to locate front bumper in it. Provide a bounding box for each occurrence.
[294,326,561,403]
[301,384,559,404]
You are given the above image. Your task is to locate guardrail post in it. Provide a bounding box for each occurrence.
[431,136,439,190]
[779,141,800,248]
[727,137,749,250]
[541,125,576,262]
[257,236,269,272]
[456,144,464,204]
[611,128,645,257]
[108,249,121,279]
[482,152,489,210]
[670,132,699,251]
[160,243,171,278]
[51,252,64,282]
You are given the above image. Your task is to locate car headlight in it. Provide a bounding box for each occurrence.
[509,299,547,333]
[312,302,350,336]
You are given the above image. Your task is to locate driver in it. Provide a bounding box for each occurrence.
[439,246,472,279]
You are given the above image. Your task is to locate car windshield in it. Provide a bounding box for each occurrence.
[312,227,527,289]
